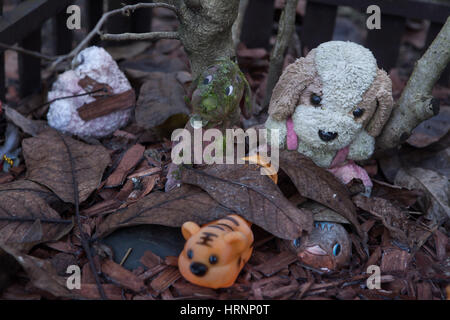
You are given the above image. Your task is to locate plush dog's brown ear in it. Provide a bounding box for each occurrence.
[366,70,394,137]
[268,52,317,121]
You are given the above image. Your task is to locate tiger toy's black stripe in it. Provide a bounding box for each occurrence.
[196,232,218,247]
[217,223,234,231]
[222,216,240,226]
[208,225,225,231]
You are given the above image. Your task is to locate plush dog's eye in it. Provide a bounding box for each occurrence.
[187,249,193,259]
[225,85,234,96]
[310,94,322,106]
[293,238,301,248]
[209,255,218,265]
[332,243,341,256]
[203,75,213,85]
[353,108,365,118]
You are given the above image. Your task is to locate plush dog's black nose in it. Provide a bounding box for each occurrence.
[190,262,208,277]
[318,130,338,142]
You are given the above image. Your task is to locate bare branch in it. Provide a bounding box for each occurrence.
[101,31,179,41]
[232,0,250,51]
[0,42,60,61]
[377,17,450,150]
[263,0,299,110]
[48,2,179,72]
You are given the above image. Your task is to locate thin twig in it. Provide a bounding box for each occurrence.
[0,42,60,61]
[119,248,133,266]
[101,31,179,41]
[57,131,107,300]
[48,2,179,72]
[42,88,109,108]
[0,216,73,224]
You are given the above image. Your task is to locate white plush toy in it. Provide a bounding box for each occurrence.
[266,41,394,192]
[47,46,132,138]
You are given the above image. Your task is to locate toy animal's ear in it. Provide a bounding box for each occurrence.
[182,222,201,240]
[224,231,248,253]
[239,73,252,119]
[366,69,394,137]
[268,52,316,121]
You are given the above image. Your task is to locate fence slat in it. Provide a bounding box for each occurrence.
[19,28,41,97]
[55,9,72,55]
[366,14,406,72]
[301,1,337,54]
[130,0,152,33]
[307,0,450,23]
[88,0,103,45]
[106,0,132,46]
[0,0,72,45]
[241,0,274,49]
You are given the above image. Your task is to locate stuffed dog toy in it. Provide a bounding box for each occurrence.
[265,41,394,192]
[178,215,253,289]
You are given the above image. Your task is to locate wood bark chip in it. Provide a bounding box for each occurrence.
[105,144,145,188]
[77,89,136,122]
[0,180,72,250]
[140,250,163,269]
[150,267,181,293]
[380,247,411,273]
[101,259,146,292]
[22,129,111,204]
[96,185,232,238]
[254,251,298,277]
[181,164,314,240]
[279,150,364,239]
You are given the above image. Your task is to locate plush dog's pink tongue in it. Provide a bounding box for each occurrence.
[330,146,350,168]
[286,118,298,150]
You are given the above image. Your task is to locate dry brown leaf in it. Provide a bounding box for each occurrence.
[0,180,73,250]
[278,151,363,238]
[135,72,190,130]
[406,106,450,148]
[4,105,48,137]
[353,195,429,249]
[394,167,449,223]
[181,164,313,240]
[372,179,424,208]
[0,243,80,299]
[22,129,111,204]
[96,185,232,238]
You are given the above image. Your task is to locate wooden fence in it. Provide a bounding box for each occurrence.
[242,0,450,85]
[0,0,152,100]
[0,0,449,101]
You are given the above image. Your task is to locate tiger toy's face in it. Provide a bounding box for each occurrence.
[178,215,253,289]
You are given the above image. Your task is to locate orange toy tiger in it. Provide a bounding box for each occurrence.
[178,215,254,289]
